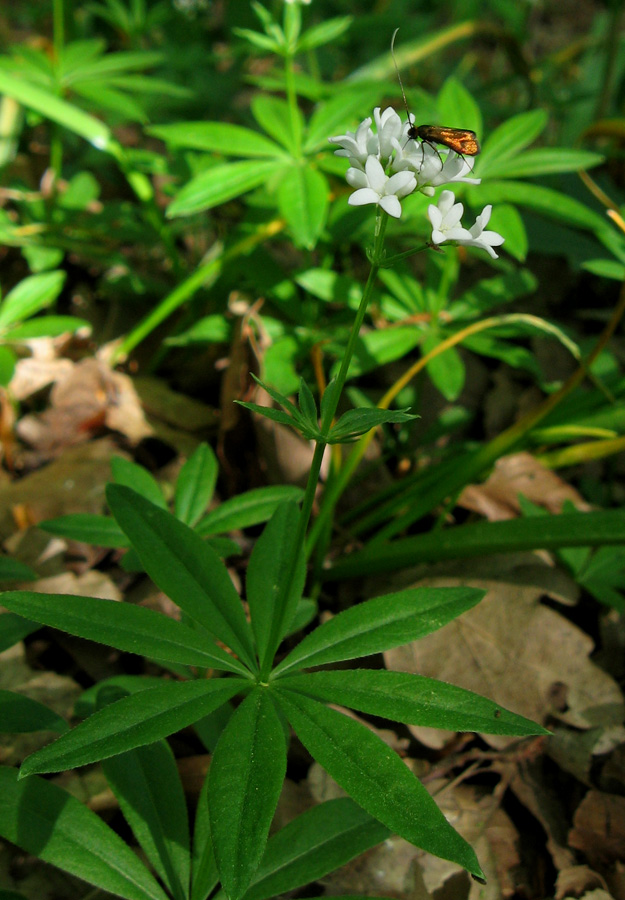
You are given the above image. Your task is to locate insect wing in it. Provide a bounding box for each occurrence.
[416,125,481,156]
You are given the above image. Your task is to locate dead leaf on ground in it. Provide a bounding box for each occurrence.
[385,567,624,748]
[458,451,591,520]
[569,791,625,868]
[16,359,152,455]
[0,438,117,541]
[555,865,608,900]
[0,642,80,765]
[547,725,625,789]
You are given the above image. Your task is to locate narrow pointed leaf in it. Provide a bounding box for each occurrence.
[0,591,249,676]
[39,514,129,547]
[191,772,219,900]
[195,485,303,536]
[0,690,69,734]
[0,71,115,152]
[167,160,284,218]
[0,767,169,900]
[111,456,167,508]
[209,689,287,900]
[247,502,305,671]
[275,690,484,880]
[103,741,190,900]
[148,122,285,158]
[243,798,389,900]
[278,164,328,250]
[0,612,39,652]
[175,443,218,527]
[0,271,65,330]
[273,587,484,676]
[251,95,302,154]
[279,670,549,736]
[106,485,257,669]
[20,678,245,776]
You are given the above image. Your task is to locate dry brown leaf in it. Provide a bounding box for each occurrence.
[30,569,121,602]
[17,359,151,454]
[385,571,623,747]
[458,451,591,520]
[10,351,74,402]
[0,438,117,541]
[0,643,80,765]
[502,760,576,872]
[569,791,625,867]
[133,375,218,432]
[547,725,625,789]
[321,834,426,899]
[409,781,526,900]
[556,865,608,900]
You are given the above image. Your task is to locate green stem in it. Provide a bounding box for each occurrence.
[283,55,302,157]
[259,211,389,676]
[283,2,302,157]
[50,0,65,181]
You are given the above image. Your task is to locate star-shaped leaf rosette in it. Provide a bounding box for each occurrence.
[329,106,504,258]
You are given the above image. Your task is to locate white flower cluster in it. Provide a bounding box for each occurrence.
[329,107,504,258]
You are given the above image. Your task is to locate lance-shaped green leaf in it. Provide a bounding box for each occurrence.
[327,407,417,442]
[275,690,484,880]
[103,741,190,900]
[0,690,69,734]
[209,688,287,900]
[175,443,218,527]
[167,160,285,218]
[3,314,88,340]
[0,766,169,900]
[242,798,389,900]
[247,502,305,672]
[251,95,303,155]
[39,514,129,548]
[0,591,249,676]
[0,558,36,582]
[20,678,245,776]
[477,109,547,172]
[273,586,484,676]
[191,772,219,900]
[278,670,549,737]
[148,122,285,158]
[0,71,115,152]
[0,271,65,331]
[195,485,303,536]
[0,612,39,652]
[277,164,328,250]
[111,456,167,508]
[106,485,257,670]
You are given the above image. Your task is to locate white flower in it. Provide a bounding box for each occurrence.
[372,107,404,162]
[328,117,378,169]
[393,140,480,195]
[284,0,312,4]
[347,155,417,219]
[462,204,505,259]
[428,190,504,258]
[329,107,403,170]
[428,191,472,243]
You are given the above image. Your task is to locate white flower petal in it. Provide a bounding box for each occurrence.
[379,194,402,218]
[348,188,381,207]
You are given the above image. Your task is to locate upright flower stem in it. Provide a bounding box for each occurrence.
[259,213,388,677]
[297,212,388,541]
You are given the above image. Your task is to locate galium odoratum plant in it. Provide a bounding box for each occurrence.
[0,105,541,900]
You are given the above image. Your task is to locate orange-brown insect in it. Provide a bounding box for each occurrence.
[391,29,481,167]
[408,124,480,158]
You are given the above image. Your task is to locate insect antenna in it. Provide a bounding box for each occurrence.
[390,28,414,136]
